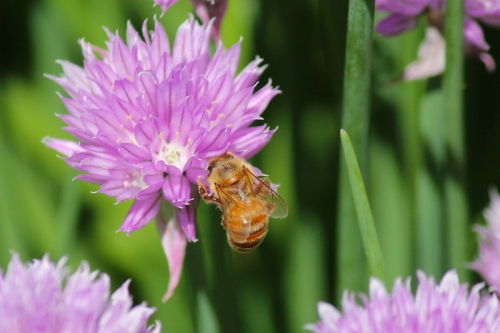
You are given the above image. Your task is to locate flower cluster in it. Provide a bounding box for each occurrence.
[0,253,161,333]
[376,0,500,80]
[44,16,278,300]
[306,270,500,333]
[471,189,500,293]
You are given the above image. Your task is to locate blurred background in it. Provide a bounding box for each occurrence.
[2,0,500,332]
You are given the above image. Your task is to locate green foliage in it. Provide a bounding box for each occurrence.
[1,0,499,331]
[341,130,386,281]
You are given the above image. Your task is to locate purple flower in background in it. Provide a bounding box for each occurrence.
[154,0,180,13]
[154,0,227,41]
[305,270,500,333]
[0,253,161,333]
[44,16,278,300]
[191,0,227,41]
[376,0,500,80]
[471,189,500,293]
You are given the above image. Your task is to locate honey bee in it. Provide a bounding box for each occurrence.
[197,152,288,252]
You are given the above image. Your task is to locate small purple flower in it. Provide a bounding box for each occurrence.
[471,189,500,294]
[376,0,500,80]
[153,0,180,13]
[191,0,227,41]
[154,0,227,41]
[44,16,278,300]
[306,270,500,333]
[0,253,161,333]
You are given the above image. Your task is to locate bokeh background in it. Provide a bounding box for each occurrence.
[2,0,500,332]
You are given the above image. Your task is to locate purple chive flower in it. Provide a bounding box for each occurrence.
[154,0,180,13]
[154,0,227,41]
[306,270,500,333]
[376,0,499,80]
[44,16,278,301]
[0,253,161,333]
[471,189,500,294]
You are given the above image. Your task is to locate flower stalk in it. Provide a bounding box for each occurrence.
[337,0,375,296]
[444,0,469,280]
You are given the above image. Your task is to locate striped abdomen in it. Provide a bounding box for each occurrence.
[225,199,269,252]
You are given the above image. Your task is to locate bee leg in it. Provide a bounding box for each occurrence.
[197,178,219,204]
[222,216,229,229]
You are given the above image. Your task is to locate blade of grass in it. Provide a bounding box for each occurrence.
[443,0,469,280]
[336,0,375,297]
[340,130,385,281]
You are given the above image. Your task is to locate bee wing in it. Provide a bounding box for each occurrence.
[265,188,288,219]
[243,167,289,219]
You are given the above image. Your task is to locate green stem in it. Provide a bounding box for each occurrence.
[336,0,375,297]
[443,0,469,280]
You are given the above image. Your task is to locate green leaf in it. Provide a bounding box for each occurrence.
[340,130,385,281]
[336,0,375,297]
[443,0,469,281]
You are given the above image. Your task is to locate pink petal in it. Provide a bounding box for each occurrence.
[42,137,85,157]
[197,124,230,157]
[149,17,171,66]
[375,13,417,36]
[119,192,162,234]
[464,17,489,52]
[191,0,228,42]
[118,143,151,162]
[153,0,180,15]
[234,57,266,90]
[176,204,197,242]
[162,168,193,208]
[155,205,187,302]
[98,180,141,202]
[228,125,276,159]
[245,81,281,116]
[111,34,136,78]
[183,156,209,183]
[402,27,445,81]
[479,52,496,72]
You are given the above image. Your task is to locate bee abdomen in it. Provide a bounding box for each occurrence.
[228,229,267,252]
[228,214,268,252]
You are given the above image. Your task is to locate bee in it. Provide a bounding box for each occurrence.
[197,152,288,252]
